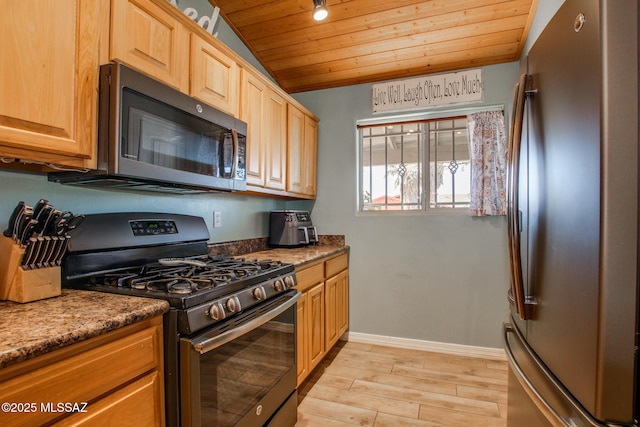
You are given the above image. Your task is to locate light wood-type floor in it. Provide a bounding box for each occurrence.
[296,340,508,427]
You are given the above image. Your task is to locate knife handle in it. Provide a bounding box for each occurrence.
[4,201,25,238]
[21,237,38,270]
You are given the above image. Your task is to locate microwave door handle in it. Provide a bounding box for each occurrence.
[299,227,309,244]
[230,129,238,178]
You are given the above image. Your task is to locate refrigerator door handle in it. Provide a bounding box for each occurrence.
[507,73,528,319]
[507,73,538,320]
[503,323,609,427]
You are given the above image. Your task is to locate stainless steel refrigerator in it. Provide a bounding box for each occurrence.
[503,1,639,426]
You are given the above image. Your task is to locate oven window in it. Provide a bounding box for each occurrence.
[121,88,229,177]
[198,309,295,426]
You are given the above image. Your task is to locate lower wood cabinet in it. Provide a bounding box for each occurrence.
[295,251,349,386]
[307,282,326,372]
[53,372,163,427]
[325,269,349,350]
[296,291,310,384]
[0,316,165,427]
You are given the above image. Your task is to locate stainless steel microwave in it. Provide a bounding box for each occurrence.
[49,63,247,194]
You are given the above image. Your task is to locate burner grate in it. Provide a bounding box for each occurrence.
[90,256,285,295]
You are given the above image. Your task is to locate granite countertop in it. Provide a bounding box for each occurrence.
[244,245,349,268]
[0,289,169,369]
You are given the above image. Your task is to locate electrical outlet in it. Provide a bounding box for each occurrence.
[213,211,222,228]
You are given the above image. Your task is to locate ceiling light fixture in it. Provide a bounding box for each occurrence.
[312,0,328,21]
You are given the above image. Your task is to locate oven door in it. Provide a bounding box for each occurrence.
[180,291,299,427]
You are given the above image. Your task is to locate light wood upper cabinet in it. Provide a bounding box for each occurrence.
[0,0,102,168]
[287,104,318,197]
[241,69,267,187]
[190,34,239,117]
[243,70,318,198]
[303,114,319,196]
[287,105,305,194]
[111,0,189,93]
[265,89,287,191]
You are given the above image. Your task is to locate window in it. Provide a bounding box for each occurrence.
[359,116,470,211]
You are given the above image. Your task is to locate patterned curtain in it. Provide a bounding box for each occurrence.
[467,110,507,216]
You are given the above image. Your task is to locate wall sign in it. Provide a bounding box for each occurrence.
[166,0,220,37]
[372,69,484,113]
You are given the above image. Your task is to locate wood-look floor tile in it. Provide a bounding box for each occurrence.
[313,372,354,390]
[392,364,507,391]
[298,396,377,426]
[324,364,457,396]
[349,379,501,418]
[418,405,505,427]
[456,384,508,404]
[336,346,428,368]
[373,412,441,427]
[296,341,508,427]
[307,383,420,418]
[296,411,362,427]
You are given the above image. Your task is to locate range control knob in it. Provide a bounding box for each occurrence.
[273,279,285,292]
[226,296,241,313]
[208,302,226,321]
[283,275,295,288]
[253,286,266,301]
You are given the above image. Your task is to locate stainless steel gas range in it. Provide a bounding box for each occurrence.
[61,212,299,427]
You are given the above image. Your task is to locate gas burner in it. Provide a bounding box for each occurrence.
[89,256,287,296]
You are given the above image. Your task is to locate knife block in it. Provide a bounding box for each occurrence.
[0,236,61,303]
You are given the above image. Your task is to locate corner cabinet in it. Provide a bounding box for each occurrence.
[0,0,102,169]
[295,251,349,386]
[287,104,318,197]
[0,317,165,427]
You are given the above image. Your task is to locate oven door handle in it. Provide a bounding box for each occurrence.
[190,292,301,354]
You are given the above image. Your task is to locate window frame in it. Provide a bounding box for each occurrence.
[356,105,503,215]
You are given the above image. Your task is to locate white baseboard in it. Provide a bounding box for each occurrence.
[344,332,506,361]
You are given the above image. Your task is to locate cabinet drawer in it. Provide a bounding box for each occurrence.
[326,252,348,277]
[295,262,324,292]
[0,318,163,427]
[53,371,163,426]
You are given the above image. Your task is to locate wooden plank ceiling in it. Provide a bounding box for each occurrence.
[209,0,537,94]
